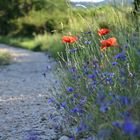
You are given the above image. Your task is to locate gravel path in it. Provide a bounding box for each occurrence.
[0,44,65,140]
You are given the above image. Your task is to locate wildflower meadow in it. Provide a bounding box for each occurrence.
[0,0,140,140]
[57,30,140,139]
[51,4,140,140]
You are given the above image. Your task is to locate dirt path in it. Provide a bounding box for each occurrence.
[0,44,65,140]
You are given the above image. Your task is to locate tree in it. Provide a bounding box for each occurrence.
[133,0,140,15]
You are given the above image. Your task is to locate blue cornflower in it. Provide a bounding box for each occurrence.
[88,74,95,79]
[70,107,79,113]
[102,72,108,77]
[112,121,122,129]
[112,61,118,66]
[91,80,97,87]
[66,87,74,92]
[96,93,106,105]
[48,97,55,104]
[69,48,77,53]
[61,101,67,108]
[119,96,130,106]
[69,67,77,73]
[123,119,136,135]
[125,45,128,48]
[75,122,88,133]
[106,77,114,85]
[99,104,110,113]
[69,136,75,140]
[108,72,115,77]
[84,41,92,45]
[86,137,95,140]
[26,131,38,140]
[80,96,87,105]
[94,69,99,75]
[83,65,89,75]
[114,51,126,61]
[84,31,92,34]
[119,68,125,76]
[134,126,140,136]
[73,93,80,98]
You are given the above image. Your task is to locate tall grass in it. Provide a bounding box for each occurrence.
[0,6,138,60]
[47,5,140,140]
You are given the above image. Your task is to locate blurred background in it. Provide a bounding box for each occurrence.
[0,0,139,58]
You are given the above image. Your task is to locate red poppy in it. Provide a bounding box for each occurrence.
[101,37,117,47]
[62,36,78,43]
[98,28,110,36]
[100,45,107,51]
[100,37,118,51]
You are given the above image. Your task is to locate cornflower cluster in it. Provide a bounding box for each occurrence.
[49,29,140,139]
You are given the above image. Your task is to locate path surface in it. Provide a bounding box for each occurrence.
[0,44,64,140]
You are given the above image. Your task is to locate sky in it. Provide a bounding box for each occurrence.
[70,0,104,2]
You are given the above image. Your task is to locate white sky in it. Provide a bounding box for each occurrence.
[70,0,104,2]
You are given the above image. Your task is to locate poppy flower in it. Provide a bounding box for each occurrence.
[98,28,110,36]
[62,36,78,43]
[101,37,117,47]
[100,37,118,51]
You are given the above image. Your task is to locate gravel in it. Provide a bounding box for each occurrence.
[0,44,66,140]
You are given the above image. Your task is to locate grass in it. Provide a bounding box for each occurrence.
[0,34,65,59]
[0,3,140,139]
[47,5,140,140]
[0,51,12,65]
[0,6,138,60]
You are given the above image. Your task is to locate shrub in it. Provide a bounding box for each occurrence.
[0,51,12,65]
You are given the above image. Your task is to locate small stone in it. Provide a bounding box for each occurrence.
[40,117,47,122]
[59,136,69,140]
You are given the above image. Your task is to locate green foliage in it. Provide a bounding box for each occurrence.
[54,4,140,139]
[0,51,12,65]
[0,0,68,36]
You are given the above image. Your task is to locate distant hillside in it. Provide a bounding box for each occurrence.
[70,0,133,8]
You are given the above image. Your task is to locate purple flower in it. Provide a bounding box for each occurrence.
[96,93,106,105]
[66,87,74,92]
[84,31,92,34]
[84,41,92,45]
[83,65,89,75]
[69,67,77,73]
[70,107,79,113]
[69,48,77,53]
[88,74,95,79]
[114,51,126,61]
[112,61,118,66]
[48,97,55,104]
[99,104,110,113]
[61,101,67,108]
[109,72,115,77]
[80,96,87,105]
[123,119,136,134]
[112,121,122,129]
[106,77,114,85]
[119,68,125,76]
[86,137,95,140]
[75,122,88,133]
[119,96,130,106]
[26,131,38,140]
[73,93,80,98]
[69,136,75,140]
